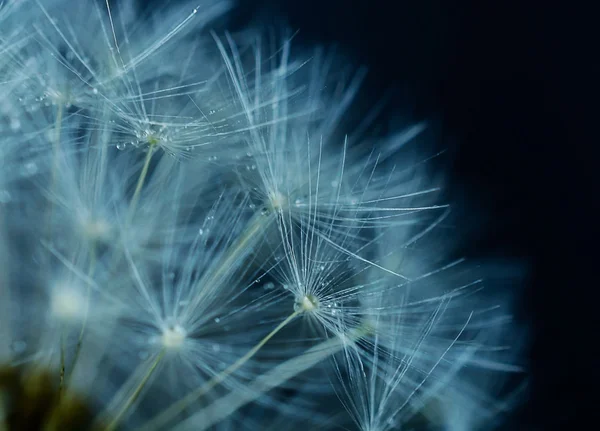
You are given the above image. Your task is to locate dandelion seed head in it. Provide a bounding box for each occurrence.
[0,1,525,428]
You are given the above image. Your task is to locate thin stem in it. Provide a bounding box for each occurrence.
[52,103,65,399]
[140,310,301,431]
[126,143,156,226]
[177,325,371,431]
[58,329,66,397]
[66,243,97,384]
[211,211,270,277]
[51,103,64,187]
[183,210,273,314]
[104,349,166,431]
[44,102,64,242]
[112,197,271,290]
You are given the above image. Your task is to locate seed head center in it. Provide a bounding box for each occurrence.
[161,324,187,349]
[295,294,319,312]
[268,191,287,210]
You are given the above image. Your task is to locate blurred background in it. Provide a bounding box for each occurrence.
[145,1,594,429]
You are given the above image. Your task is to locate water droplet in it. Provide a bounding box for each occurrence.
[24,162,38,175]
[198,228,204,235]
[263,282,275,290]
[214,317,221,323]
[330,302,341,315]
[116,142,126,150]
[92,87,98,94]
